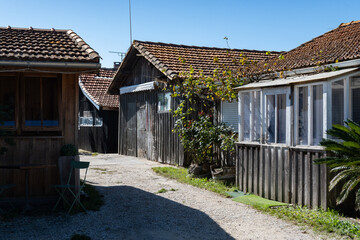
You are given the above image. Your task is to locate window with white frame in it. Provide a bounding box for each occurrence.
[158,92,171,112]
[221,101,239,132]
[351,77,360,123]
[295,83,326,146]
[331,79,345,126]
[79,110,103,127]
[265,93,287,144]
[239,90,261,142]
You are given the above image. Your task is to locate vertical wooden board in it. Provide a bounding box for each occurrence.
[259,146,264,197]
[304,152,312,207]
[63,74,76,145]
[238,146,244,191]
[312,152,320,209]
[264,147,270,199]
[253,146,259,195]
[277,147,284,202]
[284,149,291,203]
[243,147,248,192]
[136,101,148,158]
[270,147,277,201]
[320,156,328,210]
[248,147,253,193]
[291,150,298,205]
[298,151,304,206]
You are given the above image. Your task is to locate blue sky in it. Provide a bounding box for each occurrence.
[1,0,360,68]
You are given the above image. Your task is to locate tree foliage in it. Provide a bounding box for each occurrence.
[315,120,360,209]
[170,50,282,164]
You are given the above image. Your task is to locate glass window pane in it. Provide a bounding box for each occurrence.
[42,77,59,127]
[351,77,360,123]
[332,80,344,125]
[0,76,16,127]
[266,95,275,143]
[253,91,261,142]
[25,77,41,126]
[242,92,250,141]
[313,85,323,145]
[298,87,308,145]
[158,92,171,112]
[277,94,286,144]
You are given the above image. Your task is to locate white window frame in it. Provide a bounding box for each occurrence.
[158,92,172,113]
[262,87,291,146]
[238,90,261,142]
[220,100,239,132]
[294,82,327,146]
[348,74,360,123]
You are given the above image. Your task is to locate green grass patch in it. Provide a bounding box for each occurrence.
[266,206,360,239]
[152,166,360,239]
[233,194,287,210]
[157,188,167,194]
[152,167,237,197]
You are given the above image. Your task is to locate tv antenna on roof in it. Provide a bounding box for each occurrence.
[109,51,126,62]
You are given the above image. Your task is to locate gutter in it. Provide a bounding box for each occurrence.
[283,59,360,77]
[0,60,100,69]
[79,80,101,110]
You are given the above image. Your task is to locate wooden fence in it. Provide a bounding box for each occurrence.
[235,143,330,209]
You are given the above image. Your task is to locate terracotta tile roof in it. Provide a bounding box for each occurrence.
[271,20,360,71]
[133,40,281,80]
[80,68,119,109]
[0,26,100,63]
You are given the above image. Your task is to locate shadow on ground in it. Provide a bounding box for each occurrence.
[1,185,235,240]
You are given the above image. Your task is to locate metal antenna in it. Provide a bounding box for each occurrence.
[109,51,126,62]
[129,0,132,45]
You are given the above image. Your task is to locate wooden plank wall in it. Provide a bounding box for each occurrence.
[236,143,329,209]
[119,91,185,166]
[0,73,77,198]
[0,137,62,197]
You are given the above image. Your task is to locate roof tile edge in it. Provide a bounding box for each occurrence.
[66,30,101,60]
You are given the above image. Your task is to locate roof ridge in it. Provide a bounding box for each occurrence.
[66,30,101,60]
[133,41,177,80]
[0,26,68,32]
[339,20,360,27]
[133,40,283,54]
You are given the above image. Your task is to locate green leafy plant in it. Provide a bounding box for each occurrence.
[60,144,78,156]
[174,112,235,165]
[315,119,360,209]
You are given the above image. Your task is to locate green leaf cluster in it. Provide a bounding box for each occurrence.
[315,120,360,209]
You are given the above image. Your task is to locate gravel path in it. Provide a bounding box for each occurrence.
[1,154,328,240]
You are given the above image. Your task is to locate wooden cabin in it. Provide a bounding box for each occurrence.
[78,68,119,153]
[0,26,100,202]
[108,41,278,166]
[235,20,360,209]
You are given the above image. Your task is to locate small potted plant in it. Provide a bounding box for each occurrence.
[58,144,80,192]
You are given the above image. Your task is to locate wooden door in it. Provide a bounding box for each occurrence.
[137,102,148,158]
[126,102,137,156]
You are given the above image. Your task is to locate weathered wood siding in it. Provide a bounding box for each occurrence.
[0,73,78,198]
[119,91,185,166]
[118,56,185,166]
[78,91,118,153]
[236,143,329,209]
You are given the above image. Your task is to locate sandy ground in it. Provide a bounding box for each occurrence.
[0,154,330,240]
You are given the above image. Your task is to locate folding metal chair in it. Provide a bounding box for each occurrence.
[0,184,15,213]
[53,161,89,214]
